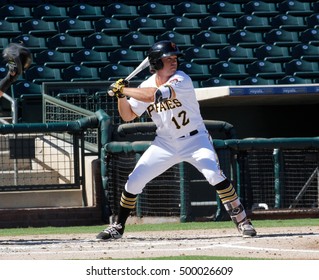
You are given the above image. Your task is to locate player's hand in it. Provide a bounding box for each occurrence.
[108,78,129,98]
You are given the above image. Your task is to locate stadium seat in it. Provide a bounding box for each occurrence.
[0,20,21,38]
[235,15,272,32]
[61,65,99,81]
[277,75,313,85]
[183,47,219,65]
[199,15,236,33]
[278,0,313,16]
[255,44,292,62]
[305,14,319,28]
[138,2,174,19]
[173,2,209,19]
[156,31,192,50]
[11,34,47,53]
[239,76,274,85]
[178,62,211,81]
[210,61,249,80]
[192,30,229,50]
[83,32,121,51]
[0,4,32,22]
[264,29,301,47]
[218,45,257,64]
[11,80,42,98]
[57,18,94,36]
[129,17,166,34]
[72,49,109,67]
[104,3,139,20]
[100,64,135,81]
[246,60,286,79]
[201,77,237,87]
[299,28,319,45]
[164,16,200,34]
[270,14,307,31]
[21,19,58,37]
[284,59,319,78]
[207,2,244,18]
[25,65,62,84]
[291,44,319,61]
[228,30,264,48]
[93,17,129,35]
[32,4,68,21]
[68,3,104,21]
[34,50,73,68]
[120,31,155,51]
[0,38,10,52]
[47,33,84,53]
[243,1,279,17]
[108,48,145,66]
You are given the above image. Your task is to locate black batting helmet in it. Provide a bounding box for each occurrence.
[147,40,183,72]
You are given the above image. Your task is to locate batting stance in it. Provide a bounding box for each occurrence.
[0,43,32,96]
[97,41,257,240]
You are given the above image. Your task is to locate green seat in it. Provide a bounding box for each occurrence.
[47,33,84,53]
[104,3,139,20]
[284,59,319,78]
[129,17,166,35]
[228,30,264,48]
[264,29,301,47]
[34,50,73,68]
[164,16,200,34]
[210,61,249,80]
[236,15,272,32]
[32,4,68,22]
[57,18,94,36]
[300,28,319,45]
[157,31,192,50]
[25,65,62,84]
[0,4,32,22]
[239,76,274,85]
[270,14,307,31]
[12,34,47,53]
[108,48,145,66]
[173,2,209,19]
[246,60,286,79]
[68,3,103,21]
[120,31,155,51]
[183,47,219,65]
[21,19,58,37]
[255,44,292,63]
[11,80,42,98]
[93,17,129,35]
[199,15,236,33]
[277,75,313,85]
[291,44,319,61]
[0,20,21,38]
[138,2,174,19]
[278,0,313,16]
[83,32,121,51]
[100,64,134,81]
[201,77,237,87]
[192,30,228,49]
[179,62,211,81]
[243,1,279,17]
[207,2,244,18]
[72,49,109,67]
[219,45,257,64]
[61,65,99,82]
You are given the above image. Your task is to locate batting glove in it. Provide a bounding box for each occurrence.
[108,78,129,98]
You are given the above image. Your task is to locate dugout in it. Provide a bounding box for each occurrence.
[196,84,319,139]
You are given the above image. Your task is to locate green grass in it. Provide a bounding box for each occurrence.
[0,218,318,237]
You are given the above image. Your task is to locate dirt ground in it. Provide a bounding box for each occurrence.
[0,226,318,260]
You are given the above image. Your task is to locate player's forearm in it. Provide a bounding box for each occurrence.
[118,98,137,122]
[122,87,156,103]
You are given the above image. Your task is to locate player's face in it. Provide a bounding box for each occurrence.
[161,55,178,75]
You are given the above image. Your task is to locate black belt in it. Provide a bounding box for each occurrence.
[179,130,198,138]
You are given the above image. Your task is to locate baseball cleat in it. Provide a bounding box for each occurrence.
[237,219,257,238]
[96,223,125,240]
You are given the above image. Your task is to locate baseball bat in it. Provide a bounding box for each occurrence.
[108,57,150,96]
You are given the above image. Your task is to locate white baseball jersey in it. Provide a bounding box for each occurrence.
[128,70,206,138]
[125,70,226,195]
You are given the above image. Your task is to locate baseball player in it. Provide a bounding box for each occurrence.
[0,43,32,96]
[97,40,256,240]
